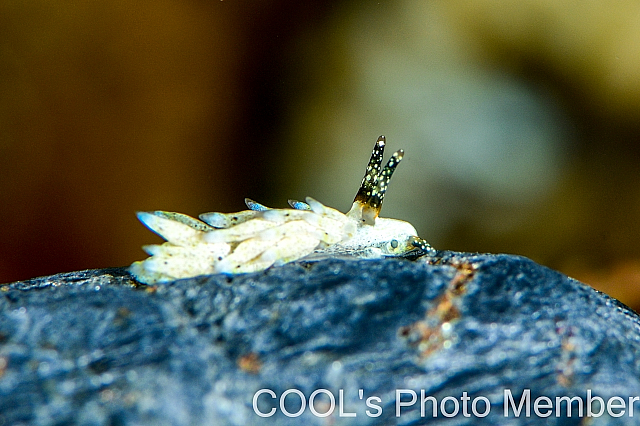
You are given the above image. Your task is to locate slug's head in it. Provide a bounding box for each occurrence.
[331,216,437,259]
[380,236,436,260]
[339,136,436,260]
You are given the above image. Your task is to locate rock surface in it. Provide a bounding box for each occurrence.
[1,252,640,425]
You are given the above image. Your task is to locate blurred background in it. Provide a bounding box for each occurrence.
[3,1,640,310]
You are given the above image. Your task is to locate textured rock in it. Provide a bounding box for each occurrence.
[1,253,640,425]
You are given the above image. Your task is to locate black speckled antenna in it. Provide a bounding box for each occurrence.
[353,135,386,206]
[348,136,404,225]
[368,149,403,213]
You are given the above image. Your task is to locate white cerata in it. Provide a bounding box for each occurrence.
[130,136,436,284]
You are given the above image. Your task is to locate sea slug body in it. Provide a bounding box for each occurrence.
[130,136,436,284]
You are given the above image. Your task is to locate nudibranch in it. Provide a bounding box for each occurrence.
[130,136,436,284]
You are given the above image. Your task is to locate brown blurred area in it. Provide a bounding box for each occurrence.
[0,1,329,282]
[2,1,640,311]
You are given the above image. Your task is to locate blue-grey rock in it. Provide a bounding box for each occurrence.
[1,253,640,425]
